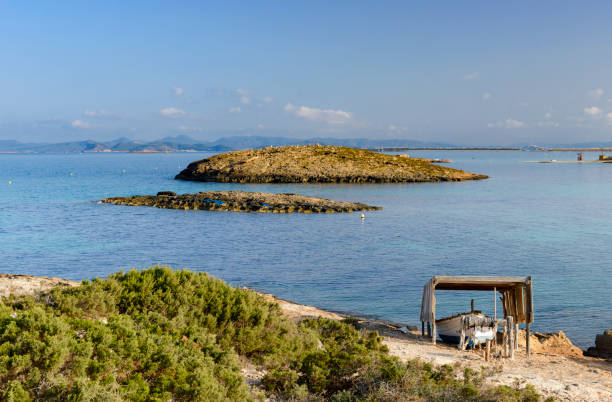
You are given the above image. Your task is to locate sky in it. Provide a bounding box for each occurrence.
[1,1,612,146]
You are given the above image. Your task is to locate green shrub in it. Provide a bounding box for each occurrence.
[0,267,543,401]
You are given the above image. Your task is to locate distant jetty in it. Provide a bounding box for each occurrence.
[101,191,381,213]
[175,145,488,183]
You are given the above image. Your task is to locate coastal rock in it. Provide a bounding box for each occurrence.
[0,274,79,298]
[585,329,612,359]
[101,190,381,213]
[518,330,584,358]
[175,145,488,183]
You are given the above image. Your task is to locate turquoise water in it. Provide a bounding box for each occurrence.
[1,151,611,348]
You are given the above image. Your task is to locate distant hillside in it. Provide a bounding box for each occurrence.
[0,135,457,154]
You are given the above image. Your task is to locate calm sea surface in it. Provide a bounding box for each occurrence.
[1,150,611,348]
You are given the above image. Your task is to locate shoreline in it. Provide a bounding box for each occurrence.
[2,273,610,401]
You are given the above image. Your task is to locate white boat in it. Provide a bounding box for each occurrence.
[436,312,496,346]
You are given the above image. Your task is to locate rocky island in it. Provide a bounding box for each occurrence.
[101,190,381,213]
[175,145,488,183]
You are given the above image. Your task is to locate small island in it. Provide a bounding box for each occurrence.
[101,190,381,213]
[175,145,488,183]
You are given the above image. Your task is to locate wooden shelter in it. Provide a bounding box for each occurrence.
[420,275,534,356]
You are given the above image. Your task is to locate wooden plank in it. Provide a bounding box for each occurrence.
[485,339,491,362]
[459,316,466,350]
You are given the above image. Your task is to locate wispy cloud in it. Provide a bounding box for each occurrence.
[229,107,242,114]
[487,118,526,129]
[71,120,89,128]
[482,92,491,100]
[177,125,202,132]
[160,107,186,118]
[284,103,352,125]
[587,88,604,99]
[173,87,184,96]
[607,112,612,125]
[236,89,250,104]
[257,123,265,129]
[463,72,479,80]
[83,109,120,119]
[544,112,552,119]
[536,121,559,127]
[584,106,603,118]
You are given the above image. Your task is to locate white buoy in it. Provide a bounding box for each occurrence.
[361,213,365,220]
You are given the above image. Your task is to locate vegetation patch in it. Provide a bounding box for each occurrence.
[0,267,540,401]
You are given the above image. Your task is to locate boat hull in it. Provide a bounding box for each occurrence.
[436,313,496,346]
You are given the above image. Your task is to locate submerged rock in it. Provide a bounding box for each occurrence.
[175,145,488,184]
[101,191,381,214]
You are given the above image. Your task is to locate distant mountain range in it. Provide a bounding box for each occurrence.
[0,135,457,154]
[2,135,611,154]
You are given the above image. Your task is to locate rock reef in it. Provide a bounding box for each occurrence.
[101,191,381,213]
[175,145,488,183]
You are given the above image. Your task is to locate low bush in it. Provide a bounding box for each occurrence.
[0,267,543,401]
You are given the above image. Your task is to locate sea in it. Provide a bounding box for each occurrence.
[1,150,611,348]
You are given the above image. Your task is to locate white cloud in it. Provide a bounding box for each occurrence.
[173,87,184,96]
[607,113,612,125]
[544,112,552,119]
[584,106,603,118]
[71,120,89,128]
[536,121,560,127]
[178,125,202,132]
[519,102,529,107]
[229,107,242,114]
[240,96,250,104]
[463,72,479,80]
[487,123,495,128]
[261,96,273,103]
[588,88,604,99]
[160,107,186,118]
[257,123,264,129]
[284,103,352,125]
[482,92,491,100]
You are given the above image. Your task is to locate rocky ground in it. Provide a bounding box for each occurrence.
[101,190,381,213]
[175,145,488,183]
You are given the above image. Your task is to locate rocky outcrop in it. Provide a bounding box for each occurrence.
[585,329,612,359]
[518,330,584,358]
[175,145,488,183]
[0,274,78,298]
[101,191,381,213]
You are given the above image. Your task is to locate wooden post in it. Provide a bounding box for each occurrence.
[427,322,431,337]
[514,323,519,350]
[502,321,507,357]
[507,316,514,359]
[526,322,531,357]
[422,321,425,336]
[459,316,466,350]
[471,299,474,313]
[432,320,437,345]
[493,287,497,320]
[485,339,491,362]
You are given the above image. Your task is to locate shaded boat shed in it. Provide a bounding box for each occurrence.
[420,276,534,356]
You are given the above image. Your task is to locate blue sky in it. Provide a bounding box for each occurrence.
[1,1,611,145]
